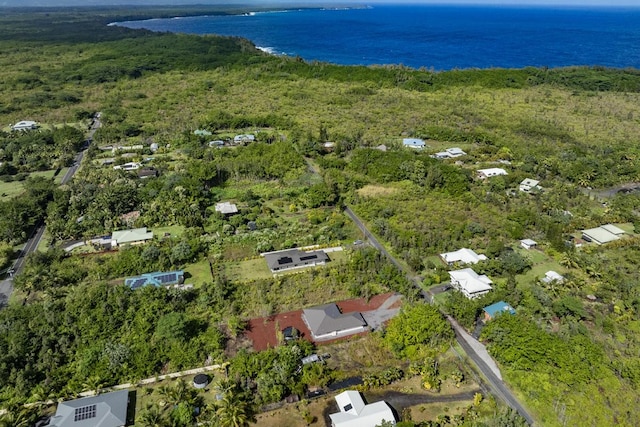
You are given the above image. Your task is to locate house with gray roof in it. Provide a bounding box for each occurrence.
[111,227,154,248]
[49,390,129,427]
[302,303,368,341]
[263,248,329,273]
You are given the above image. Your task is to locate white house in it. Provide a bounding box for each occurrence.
[111,227,154,248]
[477,168,508,179]
[402,138,425,150]
[214,202,238,215]
[542,271,564,284]
[11,120,38,131]
[449,268,493,299]
[582,224,625,244]
[440,248,487,265]
[233,134,255,144]
[520,239,537,250]
[329,390,396,427]
[113,162,141,171]
[433,147,467,159]
[519,178,541,193]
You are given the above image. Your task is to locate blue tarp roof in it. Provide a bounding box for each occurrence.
[483,301,516,318]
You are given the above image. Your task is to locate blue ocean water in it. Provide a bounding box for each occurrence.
[114,5,640,70]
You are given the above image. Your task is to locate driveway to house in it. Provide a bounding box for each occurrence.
[343,205,535,426]
[361,293,402,330]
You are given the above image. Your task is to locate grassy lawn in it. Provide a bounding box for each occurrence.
[153,225,186,238]
[514,247,565,283]
[0,169,63,201]
[222,257,273,282]
[183,258,213,287]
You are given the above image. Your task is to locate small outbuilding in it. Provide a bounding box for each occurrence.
[483,301,516,322]
[215,202,238,215]
[520,239,537,250]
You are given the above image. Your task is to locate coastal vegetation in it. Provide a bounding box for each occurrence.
[0,6,639,427]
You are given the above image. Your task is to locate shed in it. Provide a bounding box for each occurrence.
[483,301,516,321]
[520,239,537,250]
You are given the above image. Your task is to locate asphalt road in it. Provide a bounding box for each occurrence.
[0,113,101,307]
[343,205,535,425]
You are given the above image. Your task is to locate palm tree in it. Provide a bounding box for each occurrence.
[137,403,167,427]
[216,393,254,427]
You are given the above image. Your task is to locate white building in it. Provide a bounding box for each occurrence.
[520,239,537,250]
[477,168,508,179]
[433,147,467,159]
[440,248,487,265]
[329,390,396,427]
[519,178,541,193]
[582,224,625,244]
[113,162,141,171]
[542,271,564,284]
[402,138,425,149]
[11,120,38,131]
[449,268,493,299]
[233,134,255,144]
[214,202,238,215]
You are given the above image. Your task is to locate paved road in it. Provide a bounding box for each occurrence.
[343,205,535,425]
[0,113,101,307]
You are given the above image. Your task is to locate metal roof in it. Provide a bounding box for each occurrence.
[49,390,128,427]
[303,303,367,336]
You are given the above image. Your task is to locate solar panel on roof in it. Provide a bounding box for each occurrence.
[155,273,177,284]
[278,256,293,265]
[300,255,318,261]
[74,404,97,422]
[130,278,148,289]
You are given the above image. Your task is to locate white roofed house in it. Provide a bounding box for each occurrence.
[111,227,154,248]
[440,248,487,266]
[330,390,396,427]
[402,138,426,150]
[11,120,38,131]
[233,134,255,144]
[214,202,238,215]
[581,224,625,245]
[519,178,542,193]
[449,268,493,299]
[433,147,467,159]
[477,168,508,179]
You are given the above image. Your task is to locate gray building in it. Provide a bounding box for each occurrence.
[263,248,329,273]
[49,390,129,427]
[303,303,368,341]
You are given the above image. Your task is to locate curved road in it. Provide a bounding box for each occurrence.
[0,113,101,307]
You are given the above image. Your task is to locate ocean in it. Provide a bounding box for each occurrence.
[113,4,640,70]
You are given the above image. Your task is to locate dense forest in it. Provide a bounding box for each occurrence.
[0,6,640,427]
